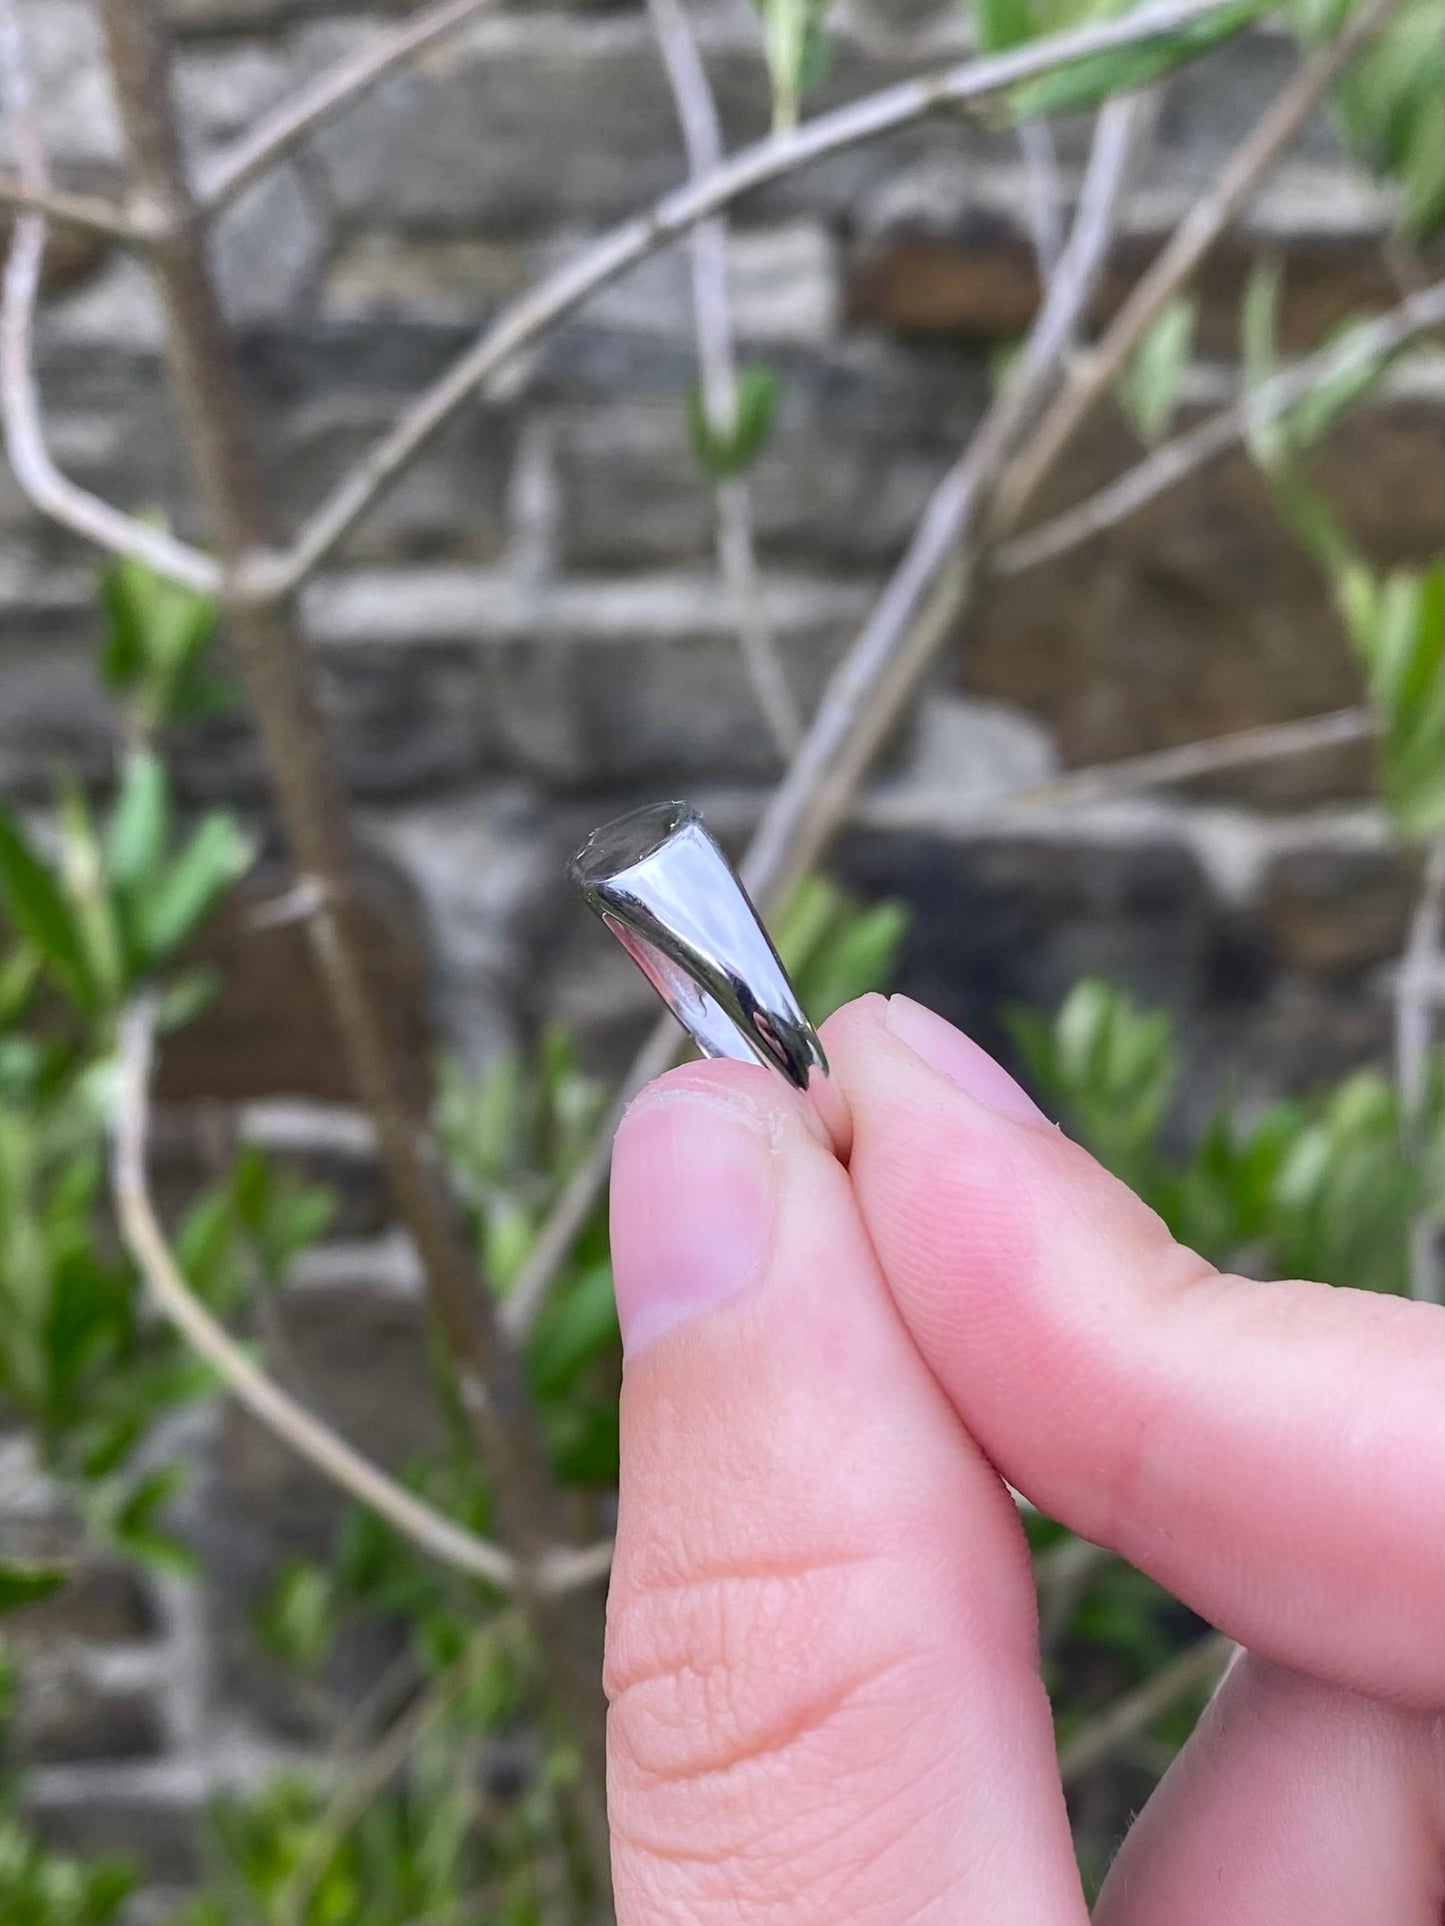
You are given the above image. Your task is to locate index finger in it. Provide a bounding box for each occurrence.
[826,994,1445,1708]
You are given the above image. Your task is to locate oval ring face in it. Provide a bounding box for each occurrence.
[569,801,849,1154]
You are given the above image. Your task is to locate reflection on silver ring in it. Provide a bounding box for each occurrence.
[569,801,850,1157]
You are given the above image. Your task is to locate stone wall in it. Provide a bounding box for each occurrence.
[1,0,1441,1905]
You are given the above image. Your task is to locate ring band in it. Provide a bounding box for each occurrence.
[569,800,851,1157]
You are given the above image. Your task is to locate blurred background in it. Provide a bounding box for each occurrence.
[0,0,1441,1917]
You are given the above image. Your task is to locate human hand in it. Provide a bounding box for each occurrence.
[603,993,1444,1923]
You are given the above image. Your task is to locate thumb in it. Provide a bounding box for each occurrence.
[825,994,1445,1708]
[604,1059,1085,1925]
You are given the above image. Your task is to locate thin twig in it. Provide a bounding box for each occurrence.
[996,279,1445,577]
[0,174,139,240]
[1057,1632,1233,1786]
[741,89,1152,906]
[1036,1534,1113,1656]
[503,91,1149,1338]
[505,698,1380,1339]
[647,0,801,758]
[0,0,218,590]
[198,0,497,214]
[859,706,1376,829]
[113,1000,517,1591]
[1018,115,1066,290]
[94,2,612,1874]
[267,0,1238,592]
[276,1623,518,1926]
[993,0,1400,535]
[1396,839,1445,1303]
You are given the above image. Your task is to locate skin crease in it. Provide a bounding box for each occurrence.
[605,995,1445,1924]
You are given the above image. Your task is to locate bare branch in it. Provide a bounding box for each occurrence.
[268,0,1239,592]
[276,1624,519,1926]
[198,0,497,214]
[1036,1534,1113,1655]
[509,696,1382,1339]
[503,91,1150,1338]
[647,0,801,757]
[1017,115,1066,291]
[1396,838,1445,1303]
[1058,1632,1233,1786]
[741,89,1152,905]
[859,706,1377,830]
[0,174,139,240]
[996,279,1445,577]
[993,0,1401,534]
[0,0,218,590]
[94,0,611,1870]
[113,1000,518,1591]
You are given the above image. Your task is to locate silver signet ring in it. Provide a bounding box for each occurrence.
[569,800,851,1158]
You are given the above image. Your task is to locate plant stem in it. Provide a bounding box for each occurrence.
[92,0,611,1888]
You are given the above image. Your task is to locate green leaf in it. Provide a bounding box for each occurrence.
[1343,561,1444,837]
[254,1558,337,1672]
[0,1557,67,1616]
[105,751,170,891]
[98,552,223,733]
[0,943,40,1026]
[752,0,833,125]
[1280,315,1402,453]
[0,808,99,1017]
[57,778,124,1009]
[687,365,782,481]
[109,1464,196,1574]
[1118,296,1196,444]
[132,812,253,966]
[1241,256,1286,469]
[1010,0,1261,118]
[971,0,1036,52]
[526,1262,619,1398]
[1319,0,1445,242]
[1009,977,1176,1190]
[800,899,910,1021]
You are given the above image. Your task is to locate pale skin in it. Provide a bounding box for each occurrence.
[603,991,1445,1923]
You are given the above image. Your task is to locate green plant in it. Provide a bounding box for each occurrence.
[1012,976,1442,1294]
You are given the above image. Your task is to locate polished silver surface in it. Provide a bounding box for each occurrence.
[569,801,849,1154]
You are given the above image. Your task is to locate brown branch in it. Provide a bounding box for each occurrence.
[0,173,139,240]
[266,0,1239,592]
[113,1000,517,1592]
[503,91,1150,1338]
[1057,1632,1233,1786]
[0,0,217,589]
[505,4,1396,1327]
[741,89,1153,907]
[91,0,610,1885]
[198,0,496,215]
[859,706,1377,830]
[995,278,1445,577]
[992,0,1401,535]
[647,0,801,757]
[275,1621,519,1926]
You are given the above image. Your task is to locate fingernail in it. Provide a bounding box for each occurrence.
[610,1090,777,1356]
[885,995,1047,1126]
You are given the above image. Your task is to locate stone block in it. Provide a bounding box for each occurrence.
[963,394,1445,784]
[304,565,876,784]
[212,165,329,328]
[152,852,434,1105]
[836,808,1217,1077]
[27,1765,206,1884]
[369,786,563,1062]
[548,329,990,568]
[1261,830,1421,981]
[16,1654,168,1765]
